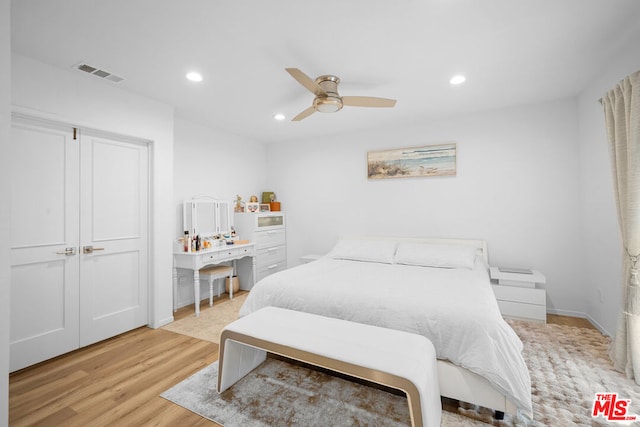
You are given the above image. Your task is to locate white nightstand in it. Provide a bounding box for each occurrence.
[489,267,547,323]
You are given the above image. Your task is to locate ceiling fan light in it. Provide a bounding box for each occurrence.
[314,97,342,113]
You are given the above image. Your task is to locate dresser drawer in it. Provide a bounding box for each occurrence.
[257,261,287,281]
[199,252,220,264]
[257,245,286,269]
[216,246,248,261]
[255,229,285,249]
[492,285,545,305]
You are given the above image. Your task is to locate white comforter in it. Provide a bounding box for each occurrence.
[239,258,532,417]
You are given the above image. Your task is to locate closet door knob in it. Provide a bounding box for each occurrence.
[83,246,105,254]
[56,247,77,256]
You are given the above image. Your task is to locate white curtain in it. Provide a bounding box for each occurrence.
[603,69,640,383]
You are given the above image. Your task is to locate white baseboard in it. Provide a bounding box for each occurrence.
[585,314,611,337]
[546,308,611,337]
[151,315,175,329]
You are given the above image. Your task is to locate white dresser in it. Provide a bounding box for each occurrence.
[489,267,547,323]
[234,211,287,283]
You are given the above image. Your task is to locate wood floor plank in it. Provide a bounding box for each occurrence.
[65,342,216,425]
[10,327,218,426]
[9,369,90,421]
[119,394,206,426]
[10,330,205,423]
[546,313,597,329]
[67,336,205,411]
[9,327,150,395]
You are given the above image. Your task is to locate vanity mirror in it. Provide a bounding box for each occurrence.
[183,197,233,238]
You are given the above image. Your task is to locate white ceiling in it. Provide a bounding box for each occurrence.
[10,0,640,144]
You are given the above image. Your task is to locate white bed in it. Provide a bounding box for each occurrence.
[239,236,533,418]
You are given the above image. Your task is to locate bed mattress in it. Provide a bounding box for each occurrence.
[239,257,533,417]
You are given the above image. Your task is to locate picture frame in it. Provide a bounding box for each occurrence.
[246,202,259,213]
[262,192,276,203]
[259,203,271,212]
[367,143,457,180]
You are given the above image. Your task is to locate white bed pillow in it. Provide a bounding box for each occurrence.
[394,242,477,269]
[326,239,397,264]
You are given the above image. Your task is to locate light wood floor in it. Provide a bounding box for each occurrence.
[9,298,596,427]
[8,296,231,427]
[547,313,596,329]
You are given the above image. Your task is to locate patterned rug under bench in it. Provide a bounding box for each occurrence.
[162,301,639,426]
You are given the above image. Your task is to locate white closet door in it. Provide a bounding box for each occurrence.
[79,131,149,347]
[9,120,80,372]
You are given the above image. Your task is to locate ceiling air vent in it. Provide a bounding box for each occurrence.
[74,62,124,83]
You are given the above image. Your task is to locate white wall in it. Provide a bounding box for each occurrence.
[0,0,10,424]
[577,23,640,335]
[173,117,267,307]
[11,54,175,328]
[267,98,585,317]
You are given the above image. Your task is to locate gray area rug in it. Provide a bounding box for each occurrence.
[161,358,485,427]
[161,320,640,426]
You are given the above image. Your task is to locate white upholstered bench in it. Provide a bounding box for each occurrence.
[217,307,441,427]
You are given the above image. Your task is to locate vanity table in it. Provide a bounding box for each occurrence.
[174,196,257,316]
[173,242,256,316]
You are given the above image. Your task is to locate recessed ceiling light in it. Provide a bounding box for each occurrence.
[450,74,466,85]
[273,113,286,121]
[186,72,203,82]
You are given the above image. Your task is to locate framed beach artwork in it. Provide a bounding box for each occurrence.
[367,143,456,180]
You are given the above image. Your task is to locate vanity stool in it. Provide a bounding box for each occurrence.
[199,265,235,308]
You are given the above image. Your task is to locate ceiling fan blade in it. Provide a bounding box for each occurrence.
[285,68,327,97]
[292,106,316,121]
[342,96,397,108]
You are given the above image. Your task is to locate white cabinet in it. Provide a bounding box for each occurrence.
[234,212,286,283]
[491,285,547,323]
[489,267,547,323]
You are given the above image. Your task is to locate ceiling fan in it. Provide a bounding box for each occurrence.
[285,68,397,121]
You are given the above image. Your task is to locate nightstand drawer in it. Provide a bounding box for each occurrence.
[492,285,546,305]
[496,300,547,322]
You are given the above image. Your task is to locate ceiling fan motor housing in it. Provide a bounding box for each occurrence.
[314,75,343,113]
